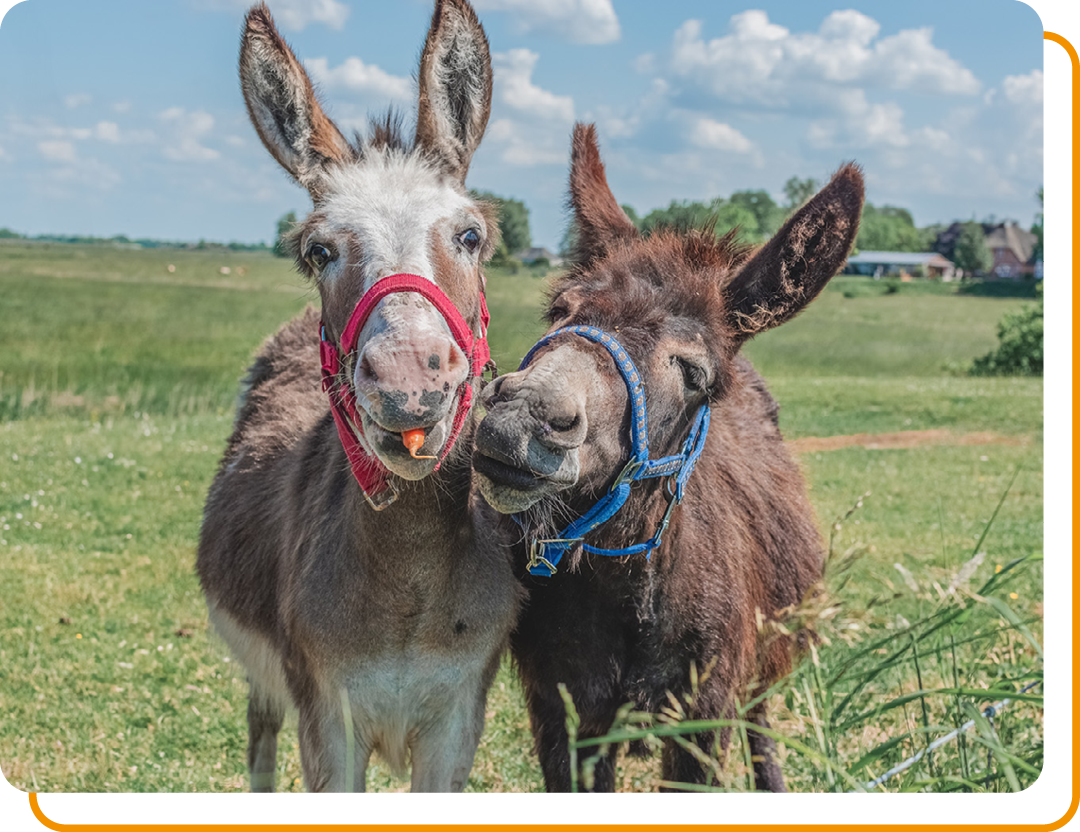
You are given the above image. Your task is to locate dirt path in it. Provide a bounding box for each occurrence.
[787,429,1031,454]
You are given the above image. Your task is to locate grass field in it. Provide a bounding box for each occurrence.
[0,240,1042,792]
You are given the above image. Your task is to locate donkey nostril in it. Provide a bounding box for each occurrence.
[358,355,378,384]
[444,343,468,376]
[546,415,579,433]
[483,374,509,408]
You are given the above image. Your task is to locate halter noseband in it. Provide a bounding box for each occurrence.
[512,325,710,577]
[319,273,491,511]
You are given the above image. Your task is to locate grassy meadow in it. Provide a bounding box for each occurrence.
[0,240,1042,792]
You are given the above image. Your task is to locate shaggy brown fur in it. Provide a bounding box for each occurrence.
[474,123,864,791]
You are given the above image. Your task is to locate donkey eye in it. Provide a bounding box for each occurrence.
[457,228,482,254]
[306,243,335,270]
[674,357,708,392]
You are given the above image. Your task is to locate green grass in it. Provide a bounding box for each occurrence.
[0,242,1042,792]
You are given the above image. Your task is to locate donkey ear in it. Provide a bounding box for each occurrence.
[724,163,864,341]
[568,123,638,265]
[415,0,493,183]
[239,3,351,191]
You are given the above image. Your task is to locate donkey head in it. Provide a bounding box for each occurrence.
[240,1,495,480]
[474,124,863,515]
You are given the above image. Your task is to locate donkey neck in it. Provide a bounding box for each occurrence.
[339,410,479,567]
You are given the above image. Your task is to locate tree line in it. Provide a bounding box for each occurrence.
[0,226,271,252]
[271,180,1044,278]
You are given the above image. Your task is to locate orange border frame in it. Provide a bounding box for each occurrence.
[15,27,1076,832]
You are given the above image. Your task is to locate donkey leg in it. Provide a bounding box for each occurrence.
[409,700,485,792]
[297,705,370,793]
[247,688,285,792]
[747,704,786,793]
[526,695,617,793]
[660,727,718,791]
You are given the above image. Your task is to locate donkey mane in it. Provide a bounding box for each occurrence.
[552,227,753,327]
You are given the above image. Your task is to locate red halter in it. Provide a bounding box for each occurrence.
[319,273,491,510]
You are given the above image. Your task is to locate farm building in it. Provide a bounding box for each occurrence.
[514,246,563,266]
[934,221,1038,279]
[844,251,956,279]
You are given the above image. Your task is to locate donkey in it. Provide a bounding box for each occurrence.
[196,1,521,792]
[472,124,864,792]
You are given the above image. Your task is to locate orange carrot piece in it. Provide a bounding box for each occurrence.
[402,428,435,459]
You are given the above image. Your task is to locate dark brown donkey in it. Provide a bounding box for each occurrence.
[197,1,520,792]
[473,124,864,791]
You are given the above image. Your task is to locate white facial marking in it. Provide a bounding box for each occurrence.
[318,148,476,288]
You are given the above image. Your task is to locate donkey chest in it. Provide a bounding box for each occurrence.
[339,650,485,723]
[287,538,514,665]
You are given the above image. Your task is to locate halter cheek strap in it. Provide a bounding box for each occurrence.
[320,273,491,511]
[512,325,710,577]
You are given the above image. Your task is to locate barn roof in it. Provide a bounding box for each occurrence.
[847,251,953,266]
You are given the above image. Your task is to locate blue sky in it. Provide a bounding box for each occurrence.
[0,0,1044,249]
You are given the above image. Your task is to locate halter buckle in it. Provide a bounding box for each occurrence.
[527,536,584,575]
[363,481,399,511]
[611,458,644,490]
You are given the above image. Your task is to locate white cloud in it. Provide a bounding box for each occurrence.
[485,50,575,167]
[196,0,348,31]
[634,53,656,75]
[1003,69,1043,106]
[866,28,980,95]
[806,97,909,151]
[493,50,575,122]
[487,118,567,166]
[38,141,77,162]
[48,157,122,191]
[688,117,754,154]
[589,78,670,141]
[668,10,979,110]
[159,108,220,162]
[64,93,92,109]
[8,116,151,146]
[94,122,121,143]
[271,0,348,31]
[304,57,412,101]
[473,0,619,45]
[859,102,908,147]
[112,101,132,114]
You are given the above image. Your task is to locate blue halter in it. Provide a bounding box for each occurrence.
[512,325,710,577]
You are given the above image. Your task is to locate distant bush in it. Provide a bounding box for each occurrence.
[273,212,297,258]
[970,301,1043,376]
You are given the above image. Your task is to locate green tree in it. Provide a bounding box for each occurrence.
[710,199,758,240]
[640,199,715,235]
[856,204,924,252]
[1030,186,1043,263]
[640,197,758,243]
[273,211,297,258]
[953,221,993,276]
[918,222,948,253]
[470,190,531,255]
[783,176,818,209]
[729,189,784,239]
[620,203,641,228]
